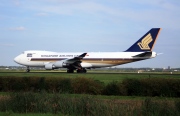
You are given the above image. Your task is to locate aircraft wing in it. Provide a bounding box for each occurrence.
[64,53,87,63]
[54,53,87,69]
[67,53,87,62]
[65,53,87,69]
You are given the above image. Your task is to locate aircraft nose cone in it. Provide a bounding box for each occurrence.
[14,55,21,64]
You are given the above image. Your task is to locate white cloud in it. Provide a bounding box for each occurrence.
[9,26,26,31]
[7,1,180,30]
[135,0,179,11]
[24,1,116,15]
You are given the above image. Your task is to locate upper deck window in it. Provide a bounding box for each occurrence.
[27,53,32,57]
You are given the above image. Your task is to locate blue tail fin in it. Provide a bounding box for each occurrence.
[126,28,161,52]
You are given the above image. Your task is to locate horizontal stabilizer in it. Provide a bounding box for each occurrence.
[133,52,152,57]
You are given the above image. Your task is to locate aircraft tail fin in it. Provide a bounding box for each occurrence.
[126,28,161,52]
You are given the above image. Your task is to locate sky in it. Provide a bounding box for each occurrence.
[0,0,180,68]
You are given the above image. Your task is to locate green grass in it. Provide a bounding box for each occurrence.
[0,112,60,116]
[0,92,178,101]
[0,71,180,115]
[0,93,180,116]
[65,94,179,101]
[0,71,179,84]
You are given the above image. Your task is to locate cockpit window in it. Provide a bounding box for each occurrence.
[27,53,32,57]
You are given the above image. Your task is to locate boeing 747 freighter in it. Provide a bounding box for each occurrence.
[14,28,161,73]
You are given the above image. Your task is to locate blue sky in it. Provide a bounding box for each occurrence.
[0,0,180,68]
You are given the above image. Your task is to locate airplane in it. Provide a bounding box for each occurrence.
[14,28,161,73]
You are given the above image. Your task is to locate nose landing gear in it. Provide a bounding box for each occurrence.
[26,66,30,72]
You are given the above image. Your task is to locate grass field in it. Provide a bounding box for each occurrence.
[0,71,180,84]
[0,93,180,116]
[0,112,56,116]
[0,71,180,115]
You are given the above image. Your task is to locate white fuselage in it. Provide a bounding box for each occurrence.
[14,50,156,68]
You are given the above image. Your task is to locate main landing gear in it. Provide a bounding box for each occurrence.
[67,69,74,73]
[67,68,87,73]
[77,68,87,73]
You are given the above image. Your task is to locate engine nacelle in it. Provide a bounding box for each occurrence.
[81,63,92,68]
[45,63,56,70]
[54,60,69,68]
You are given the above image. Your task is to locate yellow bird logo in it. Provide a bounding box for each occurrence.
[138,33,153,50]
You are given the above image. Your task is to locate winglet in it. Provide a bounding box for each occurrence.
[126,28,161,52]
[79,53,87,58]
[74,53,87,60]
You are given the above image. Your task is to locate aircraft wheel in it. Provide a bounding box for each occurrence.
[26,66,30,72]
[77,69,81,73]
[77,69,80,73]
[83,69,87,73]
[26,69,30,72]
[77,69,87,73]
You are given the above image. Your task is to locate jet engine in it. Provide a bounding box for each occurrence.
[45,63,56,70]
[54,60,69,68]
[44,60,71,70]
